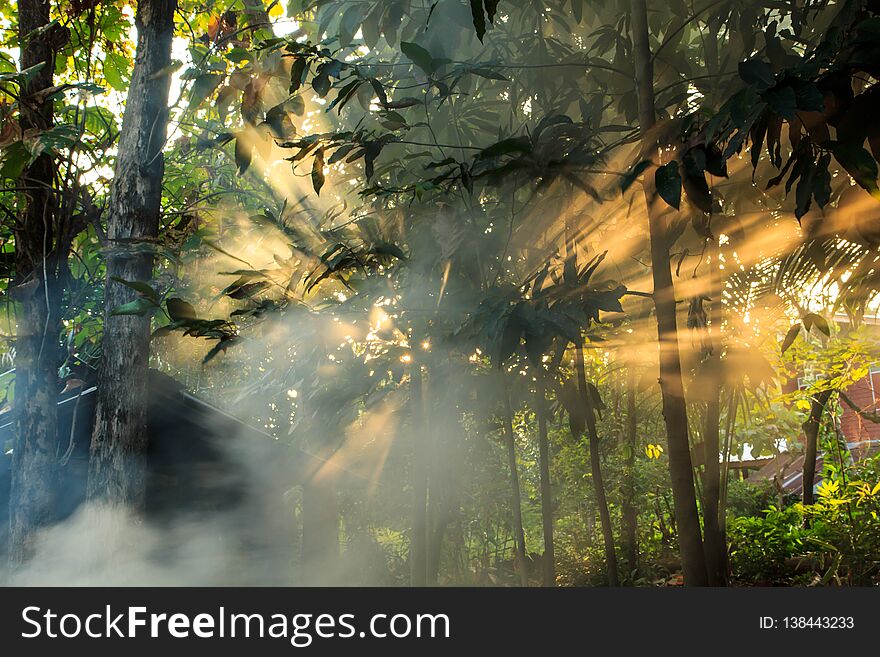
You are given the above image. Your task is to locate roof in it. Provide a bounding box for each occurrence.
[745,440,880,493]
[0,371,320,535]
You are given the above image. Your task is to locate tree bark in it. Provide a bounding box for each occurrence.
[409,362,428,586]
[802,389,832,506]
[701,379,726,584]
[701,240,727,585]
[622,367,639,581]
[576,342,619,586]
[87,0,177,507]
[630,0,709,586]
[8,0,61,567]
[502,383,529,586]
[535,375,555,586]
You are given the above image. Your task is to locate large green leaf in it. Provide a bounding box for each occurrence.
[738,59,774,88]
[401,41,434,75]
[110,297,157,317]
[110,277,160,303]
[655,162,681,210]
[829,141,879,194]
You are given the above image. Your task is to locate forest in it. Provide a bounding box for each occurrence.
[1,0,880,587]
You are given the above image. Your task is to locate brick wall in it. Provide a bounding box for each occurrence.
[840,370,880,443]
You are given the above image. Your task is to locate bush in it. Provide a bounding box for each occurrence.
[728,506,809,584]
[726,479,778,518]
[728,453,880,585]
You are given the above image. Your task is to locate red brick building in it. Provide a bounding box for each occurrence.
[743,322,880,495]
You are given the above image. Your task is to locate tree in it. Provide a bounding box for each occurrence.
[629,0,709,586]
[7,0,64,567]
[87,0,178,506]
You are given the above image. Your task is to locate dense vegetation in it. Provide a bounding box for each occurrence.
[3,0,880,585]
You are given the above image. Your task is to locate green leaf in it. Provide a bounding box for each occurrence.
[289,57,308,93]
[655,162,681,209]
[329,144,356,164]
[265,102,291,138]
[586,381,605,411]
[312,146,325,195]
[803,312,830,336]
[103,51,130,92]
[620,160,651,193]
[469,0,487,41]
[495,315,521,366]
[110,276,160,303]
[203,336,238,364]
[780,323,800,354]
[338,4,366,48]
[385,97,421,109]
[312,72,331,97]
[361,4,382,49]
[235,136,252,175]
[477,136,531,159]
[368,78,388,108]
[738,59,774,88]
[795,158,815,219]
[0,141,32,181]
[110,297,157,317]
[570,0,583,24]
[485,0,500,23]
[764,84,797,120]
[166,297,197,322]
[470,67,509,81]
[828,141,879,194]
[401,41,434,75]
[684,176,712,214]
[188,73,223,112]
[372,242,407,259]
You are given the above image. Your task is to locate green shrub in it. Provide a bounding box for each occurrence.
[728,453,880,585]
[728,506,808,583]
[726,479,778,518]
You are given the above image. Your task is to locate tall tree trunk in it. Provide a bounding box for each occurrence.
[622,367,639,581]
[535,375,555,586]
[576,342,619,586]
[802,389,832,506]
[87,0,177,506]
[701,380,726,584]
[8,0,61,567]
[718,392,736,539]
[502,383,529,586]
[701,240,726,585]
[425,363,456,586]
[630,0,709,586]
[409,361,428,586]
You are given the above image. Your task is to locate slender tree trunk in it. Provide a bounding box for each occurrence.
[719,393,735,539]
[702,381,725,584]
[630,0,708,586]
[425,363,456,585]
[535,375,555,586]
[622,366,639,581]
[802,389,832,506]
[576,342,619,586]
[87,0,177,507]
[409,362,428,586]
[701,240,726,585]
[8,0,61,567]
[502,383,529,586]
